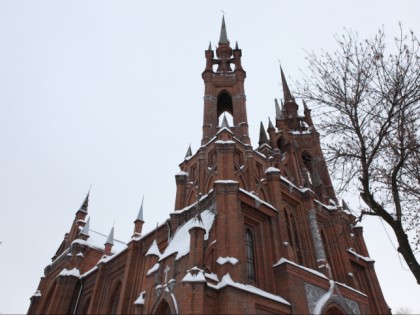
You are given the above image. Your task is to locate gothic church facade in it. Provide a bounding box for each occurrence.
[28,18,389,314]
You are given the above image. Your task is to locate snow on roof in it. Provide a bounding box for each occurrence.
[205,272,219,282]
[239,188,278,211]
[171,190,213,213]
[273,258,328,280]
[146,239,161,257]
[314,200,338,211]
[147,262,160,276]
[73,229,127,254]
[208,273,290,306]
[158,209,216,261]
[335,281,367,297]
[181,267,206,283]
[134,291,146,305]
[265,167,280,174]
[214,179,239,184]
[215,139,236,144]
[58,267,80,278]
[33,290,42,297]
[347,249,374,262]
[216,256,239,265]
[254,150,267,159]
[80,265,98,278]
[176,171,188,176]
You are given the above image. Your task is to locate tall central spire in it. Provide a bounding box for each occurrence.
[219,16,229,44]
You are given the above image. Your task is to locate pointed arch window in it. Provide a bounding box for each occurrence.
[245,229,256,281]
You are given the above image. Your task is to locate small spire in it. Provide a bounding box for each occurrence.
[185,144,192,159]
[105,226,114,246]
[281,99,285,110]
[219,16,229,44]
[235,41,239,50]
[275,98,281,119]
[80,217,90,236]
[258,122,270,146]
[136,196,144,222]
[280,66,295,103]
[221,113,229,128]
[268,117,275,130]
[208,41,212,50]
[78,189,90,213]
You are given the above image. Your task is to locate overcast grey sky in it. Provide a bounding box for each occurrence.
[0,1,419,313]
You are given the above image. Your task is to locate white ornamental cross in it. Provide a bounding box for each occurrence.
[164,265,170,284]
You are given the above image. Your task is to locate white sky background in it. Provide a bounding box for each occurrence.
[0,1,419,313]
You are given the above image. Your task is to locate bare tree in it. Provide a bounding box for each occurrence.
[297,25,420,284]
[394,306,413,315]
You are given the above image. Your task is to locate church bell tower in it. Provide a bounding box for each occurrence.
[201,16,249,145]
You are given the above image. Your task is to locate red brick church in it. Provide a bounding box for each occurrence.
[28,18,390,314]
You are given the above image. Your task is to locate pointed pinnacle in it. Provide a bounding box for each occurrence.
[219,16,229,44]
[80,217,90,236]
[258,122,270,146]
[208,41,212,50]
[280,66,295,103]
[136,196,144,222]
[185,144,192,159]
[221,113,229,128]
[235,41,239,50]
[79,189,90,213]
[105,226,114,246]
[268,117,275,130]
[275,98,281,119]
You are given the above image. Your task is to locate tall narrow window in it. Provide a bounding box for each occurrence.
[245,229,256,281]
[291,214,303,265]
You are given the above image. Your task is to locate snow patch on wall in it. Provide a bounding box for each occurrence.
[216,256,239,265]
[134,291,146,305]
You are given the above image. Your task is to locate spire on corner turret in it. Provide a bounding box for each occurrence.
[105,226,114,246]
[219,16,229,44]
[104,226,114,255]
[268,117,275,130]
[258,122,270,147]
[275,98,283,120]
[133,196,145,238]
[185,145,192,159]
[78,189,90,214]
[280,67,295,103]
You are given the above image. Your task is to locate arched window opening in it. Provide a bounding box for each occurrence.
[218,111,234,127]
[109,282,121,314]
[277,136,286,150]
[217,91,233,118]
[302,151,314,187]
[245,229,256,281]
